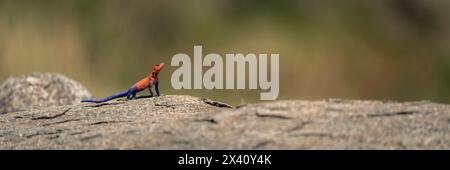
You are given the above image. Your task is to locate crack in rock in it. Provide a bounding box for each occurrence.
[88,120,129,126]
[367,111,416,117]
[155,103,179,107]
[235,104,247,109]
[80,134,102,141]
[162,130,173,135]
[201,98,233,108]
[46,135,60,140]
[255,112,291,120]
[26,129,65,139]
[14,116,24,119]
[287,121,311,132]
[31,108,71,120]
[193,118,218,124]
[70,131,89,136]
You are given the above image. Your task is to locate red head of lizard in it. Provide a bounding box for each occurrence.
[151,63,164,77]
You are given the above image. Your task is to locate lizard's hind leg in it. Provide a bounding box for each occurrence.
[149,88,154,97]
[127,88,137,100]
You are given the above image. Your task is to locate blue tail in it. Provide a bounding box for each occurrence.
[81,90,129,103]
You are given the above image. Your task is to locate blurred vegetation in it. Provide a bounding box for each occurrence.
[1,0,450,105]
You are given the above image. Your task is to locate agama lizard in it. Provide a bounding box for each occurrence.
[81,63,165,103]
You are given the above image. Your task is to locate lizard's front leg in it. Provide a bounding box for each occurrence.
[155,82,160,96]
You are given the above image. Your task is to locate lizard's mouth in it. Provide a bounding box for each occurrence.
[157,63,165,69]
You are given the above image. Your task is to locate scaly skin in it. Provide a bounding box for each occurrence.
[81,63,165,103]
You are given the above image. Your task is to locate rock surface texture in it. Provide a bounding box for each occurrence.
[0,73,92,114]
[0,95,449,149]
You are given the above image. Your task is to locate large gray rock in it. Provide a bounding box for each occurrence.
[0,95,449,149]
[0,73,92,114]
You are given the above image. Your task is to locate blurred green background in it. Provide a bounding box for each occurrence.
[1,0,450,105]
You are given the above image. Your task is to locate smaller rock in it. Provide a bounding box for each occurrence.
[0,72,92,114]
